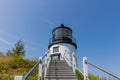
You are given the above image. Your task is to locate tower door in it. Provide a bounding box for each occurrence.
[51,53,60,61]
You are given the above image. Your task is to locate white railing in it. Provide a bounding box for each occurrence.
[85,57,120,80]
[14,57,42,80]
[14,51,120,80]
[44,51,51,80]
[63,51,83,75]
[64,53,120,80]
[74,55,120,80]
[14,50,51,80]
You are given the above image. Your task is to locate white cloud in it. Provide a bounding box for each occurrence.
[0,37,12,46]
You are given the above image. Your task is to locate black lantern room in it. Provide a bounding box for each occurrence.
[48,24,77,49]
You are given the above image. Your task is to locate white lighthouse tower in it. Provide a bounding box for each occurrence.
[14,24,78,80]
[48,24,77,67]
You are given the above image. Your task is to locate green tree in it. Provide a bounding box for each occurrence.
[0,52,4,56]
[6,40,25,56]
[6,50,13,56]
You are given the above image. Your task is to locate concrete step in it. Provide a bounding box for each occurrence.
[50,63,68,66]
[48,72,74,74]
[50,62,67,63]
[47,73,74,75]
[48,68,72,70]
[48,70,73,72]
[46,74,76,76]
[48,69,72,71]
[45,78,78,80]
[45,60,78,80]
[49,64,68,65]
[49,66,70,68]
[45,76,77,79]
[49,65,69,67]
[50,60,66,62]
[47,73,74,76]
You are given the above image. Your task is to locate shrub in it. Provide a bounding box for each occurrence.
[0,55,37,80]
[76,69,84,80]
[89,74,102,80]
[76,69,102,80]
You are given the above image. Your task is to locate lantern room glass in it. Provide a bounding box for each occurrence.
[53,28,72,41]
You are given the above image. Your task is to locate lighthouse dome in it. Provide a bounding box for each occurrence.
[48,24,77,49]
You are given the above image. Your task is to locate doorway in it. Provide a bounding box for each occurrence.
[51,53,60,61]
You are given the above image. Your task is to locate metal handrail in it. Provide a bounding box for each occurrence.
[14,51,51,80]
[87,61,120,80]
[23,52,47,80]
[24,59,42,80]
[64,54,72,66]
[75,55,120,80]
[63,52,84,75]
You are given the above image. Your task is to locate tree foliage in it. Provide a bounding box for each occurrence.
[6,40,25,56]
[0,52,4,56]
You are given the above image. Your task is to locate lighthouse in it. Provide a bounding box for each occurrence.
[14,24,78,80]
[48,24,77,67]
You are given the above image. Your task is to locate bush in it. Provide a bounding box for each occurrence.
[76,69,102,80]
[89,74,102,80]
[0,55,37,80]
[76,69,84,80]
[8,56,26,69]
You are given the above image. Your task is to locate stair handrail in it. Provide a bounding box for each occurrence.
[63,52,72,66]
[63,52,83,75]
[87,59,120,80]
[64,53,77,74]
[73,54,84,75]
[25,59,41,80]
[44,50,51,78]
[14,51,49,80]
[74,54,120,80]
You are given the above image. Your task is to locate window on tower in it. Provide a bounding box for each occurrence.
[53,46,59,53]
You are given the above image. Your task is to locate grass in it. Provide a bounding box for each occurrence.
[0,55,37,80]
[76,69,103,80]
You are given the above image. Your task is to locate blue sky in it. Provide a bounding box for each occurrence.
[0,0,120,77]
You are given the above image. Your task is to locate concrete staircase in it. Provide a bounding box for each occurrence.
[45,60,78,80]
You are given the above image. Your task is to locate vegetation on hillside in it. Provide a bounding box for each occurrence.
[0,55,37,80]
[0,41,38,80]
[76,70,103,80]
[76,70,84,80]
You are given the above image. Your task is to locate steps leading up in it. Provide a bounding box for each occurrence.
[45,60,78,80]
